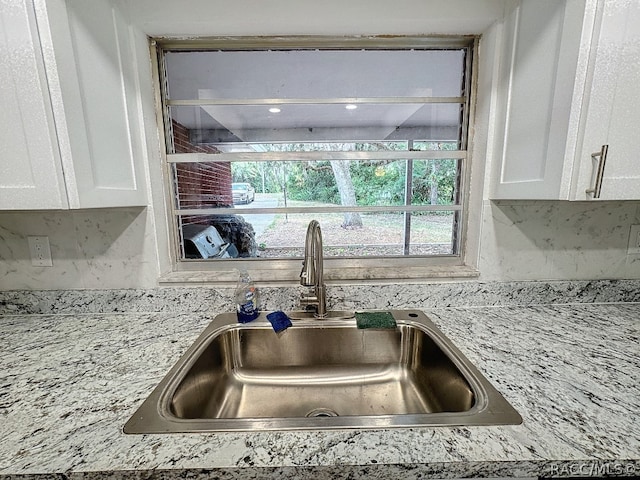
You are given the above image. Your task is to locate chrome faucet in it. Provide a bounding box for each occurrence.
[299,220,327,318]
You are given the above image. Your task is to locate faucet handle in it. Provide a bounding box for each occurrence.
[300,258,315,286]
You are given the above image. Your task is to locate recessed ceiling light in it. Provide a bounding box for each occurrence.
[345,104,358,110]
[269,107,281,113]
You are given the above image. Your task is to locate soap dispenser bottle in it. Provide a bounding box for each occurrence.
[235,269,260,323]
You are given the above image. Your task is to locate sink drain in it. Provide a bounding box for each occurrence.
[306,408,339,418]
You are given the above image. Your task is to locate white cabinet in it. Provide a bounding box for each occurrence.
[0,0,147,210]
[0,0,68,209]
[490,0,640,200]
[569,0,640,200]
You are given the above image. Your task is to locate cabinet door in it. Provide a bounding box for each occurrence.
[489,0,586,200]
[0,0,68,210]
[571,0,640,200]
[35,0,147,209]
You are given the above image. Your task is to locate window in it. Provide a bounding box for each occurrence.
[155,37,477,281]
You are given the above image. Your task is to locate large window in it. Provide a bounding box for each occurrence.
[156,37,476,279]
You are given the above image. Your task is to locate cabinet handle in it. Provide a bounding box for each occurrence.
[585,144,609,199]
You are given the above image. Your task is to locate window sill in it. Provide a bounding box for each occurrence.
[158,263,480,286]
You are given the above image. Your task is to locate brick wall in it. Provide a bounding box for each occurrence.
[171,120,256,258]
[172,119,233,209]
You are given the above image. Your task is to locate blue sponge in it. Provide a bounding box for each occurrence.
[266,311,292,333]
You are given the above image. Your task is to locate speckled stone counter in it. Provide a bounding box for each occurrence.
[1,288,639,479]
[1,279,640,315]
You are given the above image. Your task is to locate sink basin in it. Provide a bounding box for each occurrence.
[124,310,521,433]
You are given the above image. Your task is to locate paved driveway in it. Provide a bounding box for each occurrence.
[233,194,278,237]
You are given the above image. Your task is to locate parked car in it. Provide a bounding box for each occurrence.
[232,182,255,204]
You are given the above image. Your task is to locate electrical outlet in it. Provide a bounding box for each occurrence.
[627,225,640,255]
[28,236,53,267]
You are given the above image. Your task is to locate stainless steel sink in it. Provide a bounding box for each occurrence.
[124,310,521,433]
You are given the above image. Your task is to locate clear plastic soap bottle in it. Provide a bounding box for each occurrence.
[234,269,260,323]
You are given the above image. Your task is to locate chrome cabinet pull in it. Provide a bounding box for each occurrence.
[586,144,609,199]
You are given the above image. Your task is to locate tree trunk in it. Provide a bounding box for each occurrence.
[330,160,363,228]
[430,160,439,205]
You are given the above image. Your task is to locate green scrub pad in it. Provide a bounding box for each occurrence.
[355,311,397,329]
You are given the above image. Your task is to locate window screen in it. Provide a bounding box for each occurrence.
[158,41,473,262]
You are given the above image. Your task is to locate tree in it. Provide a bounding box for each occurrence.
[257,143,363,228]
[330,160,362,227]
[322,143,362,228]
[429,160,440,205]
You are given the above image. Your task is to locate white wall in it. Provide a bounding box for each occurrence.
[1,0,639,290]
[1,200,638,289]
[479,200,640,280]
[119,0,513,37]
[0,208,159,289]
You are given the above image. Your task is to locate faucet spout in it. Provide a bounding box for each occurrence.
[300,220,327,318]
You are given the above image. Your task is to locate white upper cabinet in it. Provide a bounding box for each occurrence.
[490,0,640,200]
[0,0,147,210]
[0,0,68,209]
[569,0,640,200]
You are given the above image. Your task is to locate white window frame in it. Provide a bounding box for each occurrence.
[152,36,481,284]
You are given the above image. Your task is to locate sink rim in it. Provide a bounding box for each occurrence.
[124,310,522,433]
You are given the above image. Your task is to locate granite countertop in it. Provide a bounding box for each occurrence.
[1,296,639,478]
